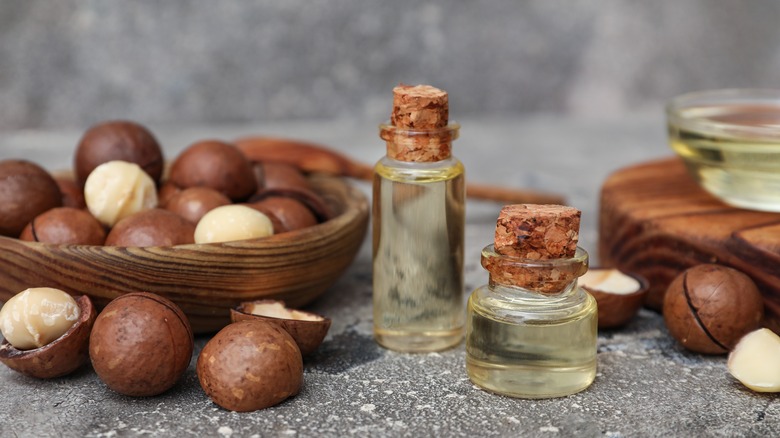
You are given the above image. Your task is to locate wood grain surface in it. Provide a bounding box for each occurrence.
[599,157,780,331]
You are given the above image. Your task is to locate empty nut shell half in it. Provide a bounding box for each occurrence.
[0,295,97,379]
[580,268,648,329]
[231,300,331,356]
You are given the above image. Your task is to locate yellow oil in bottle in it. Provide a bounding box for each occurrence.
[372,156,465,352]
[668,102,780,211]
[466,283,597,398]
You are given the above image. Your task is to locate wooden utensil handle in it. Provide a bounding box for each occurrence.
[236,136,565,205]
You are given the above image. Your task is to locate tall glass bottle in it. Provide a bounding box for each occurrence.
[466,244,597,398]
[372,84,465,353]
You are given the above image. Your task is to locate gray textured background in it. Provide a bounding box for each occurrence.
[2,0,780,131]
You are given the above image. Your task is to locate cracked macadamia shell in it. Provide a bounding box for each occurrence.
[663,264,764,354]
[197,319,303,412]
[0,294,96,379]
[19,207,107,245]
[89,292,194,397]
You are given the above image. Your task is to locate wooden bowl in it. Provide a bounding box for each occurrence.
[0,174,368,334]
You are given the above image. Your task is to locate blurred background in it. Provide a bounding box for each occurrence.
[2,0,780,131]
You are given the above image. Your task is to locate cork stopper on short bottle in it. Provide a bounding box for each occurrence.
[486,204,584,292]
[494,204,581,259]
[383,84,453,162]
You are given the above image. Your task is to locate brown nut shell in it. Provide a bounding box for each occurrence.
[247,197,318,234]
[580,268,648,329]
[230,300,331,356]
[663,264,764,354]
[55,176,87,209]
[164,187,231,224]
[250,187,334,223]
[168,140,257,201]
[74,120,164,186]
[20,207,107,245]
[89,292,194,397]
[105,209,195,247]
[157,181,182,208]
[197,319,303,412]
[0,160,63,237]
[254,162,312,192]
[0,295,97,378]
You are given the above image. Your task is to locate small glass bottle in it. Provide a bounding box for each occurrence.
[373,84,465,353]
[465,244,597,398]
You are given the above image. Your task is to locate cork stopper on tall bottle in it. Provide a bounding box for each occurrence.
[382,84,454,162]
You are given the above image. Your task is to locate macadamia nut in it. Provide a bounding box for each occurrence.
[0,287,80,350]
[580,269,640,295]
[85,160,158,227]
[728,328,780,392]
[194,205,274,244]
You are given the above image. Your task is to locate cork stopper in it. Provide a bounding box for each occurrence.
[382,84,454,162]
[494,204,580,259]
[485,204,584,293]
[391,84,448,129]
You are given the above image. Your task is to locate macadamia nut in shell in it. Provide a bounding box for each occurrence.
[168,140,257,201]
[0,294,96,379]
[663,264,764,354]
[197,319,303,412]
[85,160,158,227]
[19,207,107,245]
[89,292,193,397]
[0,160,63,237]
[74,120,164,186]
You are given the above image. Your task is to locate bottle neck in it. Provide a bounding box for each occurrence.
[379,122,460,163]
[481,244,589,296]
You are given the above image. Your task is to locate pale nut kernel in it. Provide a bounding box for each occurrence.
[84,160,158,227]
[727,328,780,393]
[580,269,640,295]
[0,287,80,350]
[194,205,274,244]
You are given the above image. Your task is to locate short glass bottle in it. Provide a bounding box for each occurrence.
[465,245,597,398]
[372,123,466,353]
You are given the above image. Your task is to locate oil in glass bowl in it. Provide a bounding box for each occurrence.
[667,89,780,212]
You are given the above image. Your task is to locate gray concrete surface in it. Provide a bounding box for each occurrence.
[3,1,780,130]
[1,115,778,437]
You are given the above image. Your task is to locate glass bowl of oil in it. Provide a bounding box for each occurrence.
[667,89,780,212]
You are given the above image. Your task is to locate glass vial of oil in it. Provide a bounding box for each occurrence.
[466,205,597,398]
[373,84,465,353]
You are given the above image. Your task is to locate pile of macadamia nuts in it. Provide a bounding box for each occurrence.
[0,119,332,246]
[0,120,337,411]
[0,286,325,411]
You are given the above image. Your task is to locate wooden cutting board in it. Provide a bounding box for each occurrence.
[598,157,780,331]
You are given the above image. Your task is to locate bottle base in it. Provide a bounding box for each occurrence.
[374,327,463,353]
[466,357,596,399]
